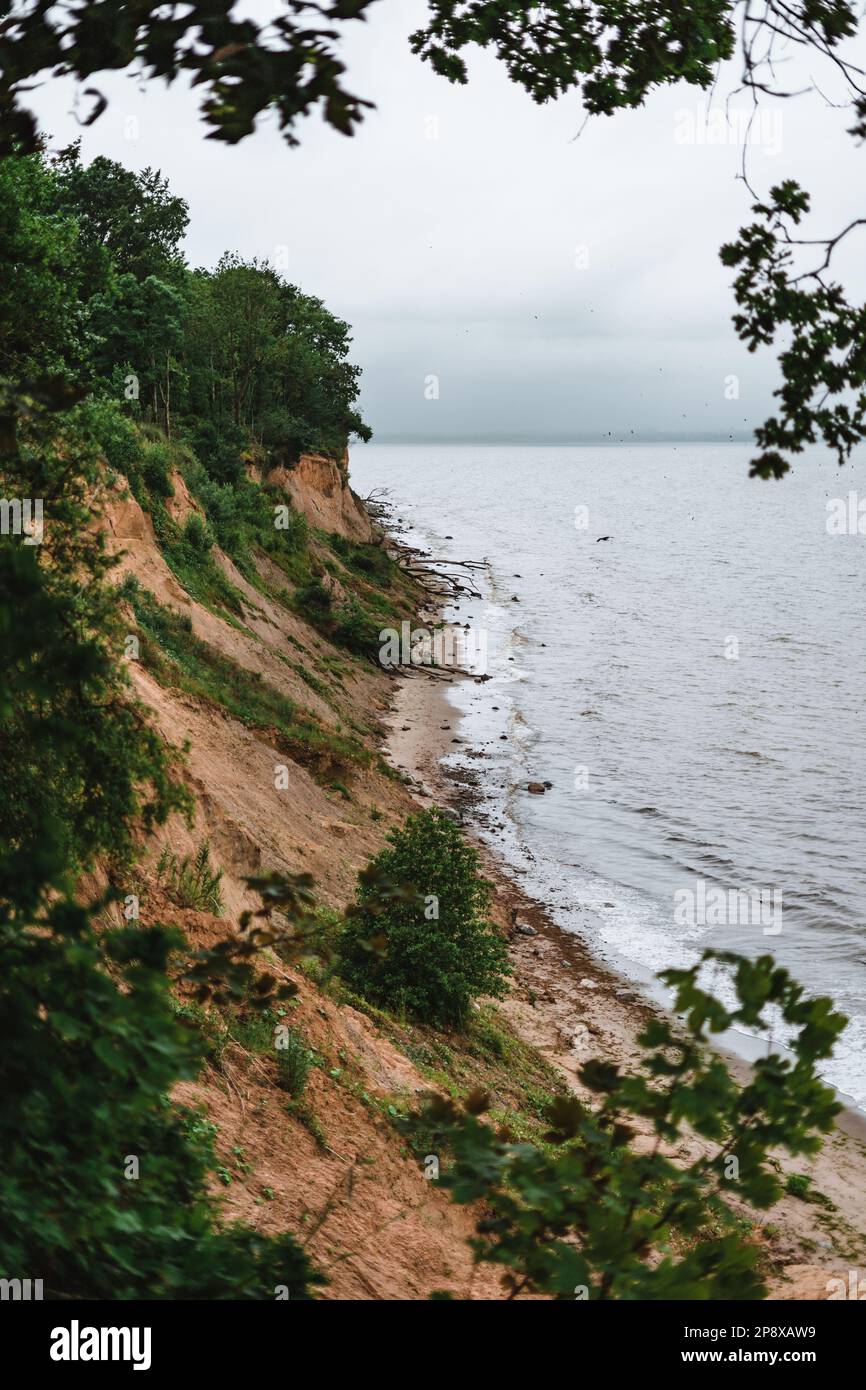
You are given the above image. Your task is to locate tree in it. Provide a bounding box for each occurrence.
[0,151,89,384]
[338,808,511,1027]
[90,272,186,430]
[198,254,282,432]
[50,145,189,289]
[179,255,370,458]
[47,147,191,425]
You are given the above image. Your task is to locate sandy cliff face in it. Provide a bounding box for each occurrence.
[97,454,514,1299]
[267,452,375,542]
[103,466,414,914]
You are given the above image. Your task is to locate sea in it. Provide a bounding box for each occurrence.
[351,442,866,1107]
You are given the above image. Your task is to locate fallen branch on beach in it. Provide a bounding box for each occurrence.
[406,579,483,599]
[400,557,488,600]
[393,662,484,681]
[362,487,393,518]
[403,557,489,571]
[362,497,488,598]
[398,666,455,681]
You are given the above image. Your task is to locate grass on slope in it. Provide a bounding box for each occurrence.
[124,579,371,780]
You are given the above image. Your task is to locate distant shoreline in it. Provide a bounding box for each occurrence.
[359,433,755,447]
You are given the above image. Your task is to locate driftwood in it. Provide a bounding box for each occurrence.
[397,662,484,681]
[400,556,488,600]
[398,665,457,681]
[408,575,482,599]
[362,487,400,523]
[362,496,488,599]
[362,488,392,520]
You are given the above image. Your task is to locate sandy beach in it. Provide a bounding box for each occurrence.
[382,659,866,1300]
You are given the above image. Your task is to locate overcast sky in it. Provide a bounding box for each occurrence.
[29,1,866,441]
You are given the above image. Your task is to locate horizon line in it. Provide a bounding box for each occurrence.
[359,431,754,446]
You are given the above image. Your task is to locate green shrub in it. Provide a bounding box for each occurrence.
[332,594,380,659]
[784,1172,813,1201]
[87,397,140,478]
[337,808,511,1028]
[149,502,246,615]
[329,534,395,587]
[268,499,308,558]
[294,575,332,619]
[157,840,224,914]
[295,577,387,662]
[276,1027,314,1098]
[140,443,175,499]
[183,510,212,553]
[181,458,308,571]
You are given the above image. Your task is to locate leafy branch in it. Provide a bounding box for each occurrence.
[720,179,866,476]
[409,949,845,1299]
[0,0,380,155]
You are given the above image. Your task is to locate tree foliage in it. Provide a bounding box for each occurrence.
[411,949,846,1299]
[181,253,370,459]
[0,883,322,1299]
[721,180,866,477]
[411,1,735,111]
[51,146,189,287]
[0,497,322,1294]
[0,0,379,154]
[37,145,371,458]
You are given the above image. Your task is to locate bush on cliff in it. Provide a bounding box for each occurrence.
[337,808,511,1028]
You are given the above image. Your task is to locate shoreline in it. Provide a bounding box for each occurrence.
[383,664,660,1079]
[382,656,866,1299]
